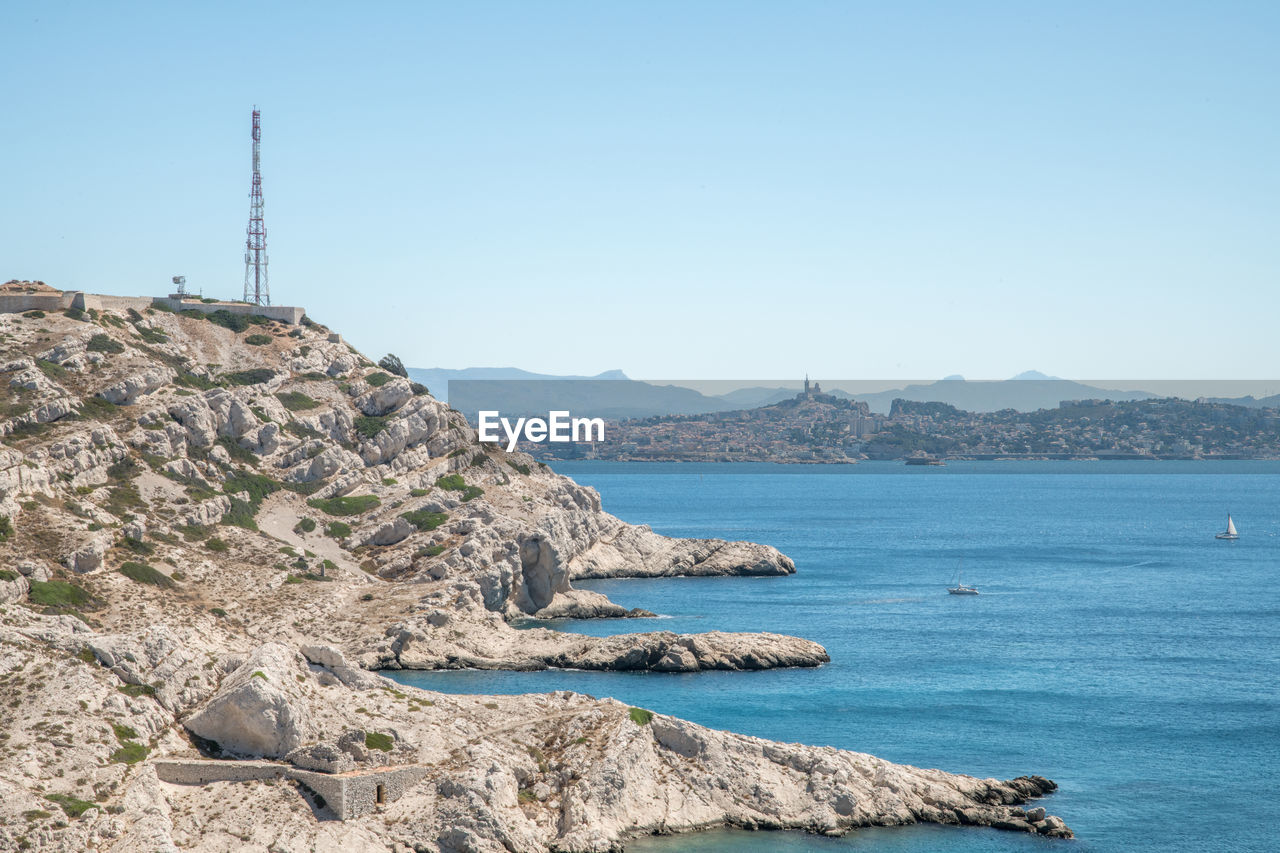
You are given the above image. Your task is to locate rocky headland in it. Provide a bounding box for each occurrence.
[0,289,1071,850]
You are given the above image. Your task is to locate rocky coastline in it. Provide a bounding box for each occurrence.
[0,292,1071,850]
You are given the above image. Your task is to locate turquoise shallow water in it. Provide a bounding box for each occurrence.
[387,461,1280,852]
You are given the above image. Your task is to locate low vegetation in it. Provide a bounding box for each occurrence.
[436,473,484,502]
[117,683,155,698]
[628,707,654,726]
[223,368,276,386]
[244,333,272,346]
[324,520,352,539]
[28,580,94,609]
[205,309,271,333]
[86,333,124,354]
[307,494,380,516]
[44,793,97,818]
[353,414,391,439]
[275,391,320,411]
[364,732,393,752]
[400,509,448,531]
[118,561,175,588]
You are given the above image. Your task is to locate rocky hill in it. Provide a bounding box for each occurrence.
[0,297,1070,851]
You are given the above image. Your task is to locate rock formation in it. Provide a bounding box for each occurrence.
[0,297,1071,850]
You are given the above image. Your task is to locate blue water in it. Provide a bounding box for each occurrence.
[387,461,1280,852]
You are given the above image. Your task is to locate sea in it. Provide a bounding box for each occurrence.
[385,461,1280,852]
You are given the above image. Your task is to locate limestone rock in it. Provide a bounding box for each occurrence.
[356,378,413,416]
[359,516,415,547]
[63,534,110,573]
[99,367,174,405]
[0,570,29,603]
[184,643,317,757]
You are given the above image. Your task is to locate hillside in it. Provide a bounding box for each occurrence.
[0,297,1069,851]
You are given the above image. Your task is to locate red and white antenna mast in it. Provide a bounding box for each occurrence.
[243,108,269,306]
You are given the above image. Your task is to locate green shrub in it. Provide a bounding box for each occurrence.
[221,498,258,530]
[400,509,448,531]
[111,723,139,742]
[215,436,259,466]
[275,391,319,411]
[175,371,218,390]
[418,544,445,558]
[209,607,227,617]
[135,326,168,344]
[117,683,155,698]
[86,334,125,354]
[0,515,12,542]
[36,359,68,380]
[205,536,229,552]
[381,477,397,486]
[283,420,323,439]
[104,482,145,516]
[377,353,408,377]
[307,494,380,516]
[244,333,272,346]
[22,309,45,319]
[63,307,87,321]
[119,536,154,556]
[109,741,149,764]
[436,474,483,502]
[294,516,317,533]
[44,793,96,817]
[628,707,654,726]
[223,471,278,506]
[118,561,175,588]
[353,415,390,439]
[409,382,428,396]
[201,297,219,304]
[78,397,120,419]
[205,309,251,332]
[365,372,392,387]
[284,574,305,584]
[28,580,93,609]
[364,732,393,752]
[223,368,275,386]
[0,568,17,581]
[409,488,429,497]
[325,520,352,539]
[106,457,142,481]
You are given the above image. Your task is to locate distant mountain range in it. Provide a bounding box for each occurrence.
[411,366,1269,421]
[406,367,628,403]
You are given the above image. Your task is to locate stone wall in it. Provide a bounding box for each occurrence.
[0,290,305,325]
[153,758,287,786]
[154,297,305,325]
[0,293,70,314]
[153,759,429,820]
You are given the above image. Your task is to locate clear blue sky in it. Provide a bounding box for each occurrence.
[3,1,1277,379]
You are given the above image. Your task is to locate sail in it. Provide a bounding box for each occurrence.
[1226,515,1237,536]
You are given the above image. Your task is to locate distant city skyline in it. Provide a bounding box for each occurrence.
[2,1,1277,378]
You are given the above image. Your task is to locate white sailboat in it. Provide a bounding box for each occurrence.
[947,568,978,595]
[1215,514,1239,540]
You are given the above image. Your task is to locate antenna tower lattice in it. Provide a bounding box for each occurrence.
[243,108,269,305]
